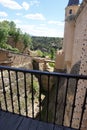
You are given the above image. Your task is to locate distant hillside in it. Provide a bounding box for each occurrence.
[31,36,63,53]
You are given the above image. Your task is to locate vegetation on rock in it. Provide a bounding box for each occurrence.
[0,20,32,52]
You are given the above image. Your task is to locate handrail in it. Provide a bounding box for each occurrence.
[0,65,87,79]
[0,65,87,130]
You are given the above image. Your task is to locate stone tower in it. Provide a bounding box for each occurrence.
[55,0,80,72]
[63,0,79,72]
[68,0,79,6]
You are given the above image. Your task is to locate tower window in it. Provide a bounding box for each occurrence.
[69,9,72,14]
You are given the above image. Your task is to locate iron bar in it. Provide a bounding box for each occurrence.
[62,78,69,125]
[39,74,42,120]
[79,89,87,129]
[15,72,21,115]
[8,70,14,113]
[47,75,50,123]
[0,101,1,109]
[70,78,79,127]
[24,72,28,117]
[53,77,60,130]
[31,74,34,119]
[1,70,8,111]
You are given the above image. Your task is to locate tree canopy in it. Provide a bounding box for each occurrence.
[31,36,63,59]
[0,20,32,52]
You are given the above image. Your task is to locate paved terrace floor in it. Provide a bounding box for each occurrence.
[0,110,77,130]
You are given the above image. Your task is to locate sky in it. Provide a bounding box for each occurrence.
[0,0,82,37]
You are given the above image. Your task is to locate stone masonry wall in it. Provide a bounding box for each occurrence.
[72,1,87,67]
[71,1,87,129]
[0,50,9,61]
[10,53,32,68]
[0,49,32,69]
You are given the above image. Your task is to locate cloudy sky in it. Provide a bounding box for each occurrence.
[0,0,82,37]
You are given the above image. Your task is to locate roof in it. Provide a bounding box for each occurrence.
[75,0,87,19]
[68,0,79,6]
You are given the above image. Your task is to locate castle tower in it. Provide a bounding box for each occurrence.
[68,0,79,6]
[63,0,80,72]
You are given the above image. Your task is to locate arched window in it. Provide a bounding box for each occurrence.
[69,9,72,14]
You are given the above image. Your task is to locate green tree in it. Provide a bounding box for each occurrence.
[9,21,16,36]
[1,20,10,32]
[50,48,55,60]
[14,28,22,47]
[0,21,10,44]
[23,33,32,50]
[0,26,8,44]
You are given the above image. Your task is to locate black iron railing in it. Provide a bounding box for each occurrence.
[0,65,87,130]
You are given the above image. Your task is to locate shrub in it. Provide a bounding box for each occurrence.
[0,43,19,53]
[49,62,55,68]
[36,50,43,57]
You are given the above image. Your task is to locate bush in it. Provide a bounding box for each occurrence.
[0,43,20,53]
[49,62,55,68]
[36,50,43,57]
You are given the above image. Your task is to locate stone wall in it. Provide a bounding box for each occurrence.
[54,0,87,129]
[0,49,32,69]
[71,1,87,67]
[0,50,9,61]
[61,3,80,72]
[10,53,32,68]
[70,1,87,129]
[7,37,25,52]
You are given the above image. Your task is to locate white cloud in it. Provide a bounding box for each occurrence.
[30,0,40,6]
[22,2,30,10]
[0,0,22,10]
[17,23,64,37]
[25,13,45,20]
[0,18,9,22]
[33,26,64,37]
[48,20,64,26]
[0,11,8,17]
[16,13,22,16]
[13,19,22,24]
